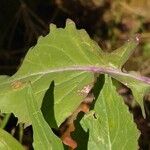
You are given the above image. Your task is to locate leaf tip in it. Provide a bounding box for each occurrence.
[66,18,75,25]
[66,19,76,30]
[50,23,57,31]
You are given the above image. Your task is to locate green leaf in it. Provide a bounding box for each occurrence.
[25,84,63,150]
[0,20,104,125]
[81,75,139,150]
[109,71,150,115]
[0,128,24,150]
[0,19,149,127]
[108,37,139,68]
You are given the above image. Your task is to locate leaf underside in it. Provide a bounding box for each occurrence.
[25,84,63,150]
[0,19,149,126]
[81,76,139,150]
[0,19,149,149]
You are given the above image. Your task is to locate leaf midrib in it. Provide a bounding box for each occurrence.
[0,66,150,86]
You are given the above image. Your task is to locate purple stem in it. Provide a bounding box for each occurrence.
[34,66,150,85]
[7,65,149,86]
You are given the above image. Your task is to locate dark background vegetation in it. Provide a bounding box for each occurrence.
[0,0,149,149]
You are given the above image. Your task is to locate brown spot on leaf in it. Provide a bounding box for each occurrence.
[78,84,93,96]
[11,81,24,90]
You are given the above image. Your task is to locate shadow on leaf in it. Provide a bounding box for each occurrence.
[41,81,58,129]
[71,74,105,150]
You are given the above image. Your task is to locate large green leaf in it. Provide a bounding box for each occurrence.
[25,84,63,150]
[0,19,149,127]
[0,20,104,125]
[0,128,24,150]
[81,75,139,150]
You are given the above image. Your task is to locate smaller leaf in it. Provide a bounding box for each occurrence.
[25,83,63,150]
[81,75,139,150]
[106,36,139,68]
[0,128,24,150]
[110,72,150,116]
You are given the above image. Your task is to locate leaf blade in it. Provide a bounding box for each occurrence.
[81,75,139,150]
[25,84,63,150]
[0,128,24,150]
[108,36,139,68]
[0,20,148,127]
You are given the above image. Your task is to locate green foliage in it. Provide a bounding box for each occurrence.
[81,76,139,149]
[0,128,24,150]
[25,84,63,150]
[0,20,149,149]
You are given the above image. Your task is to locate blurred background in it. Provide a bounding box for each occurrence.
[0,0,149,149]
[0,0,149,76]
